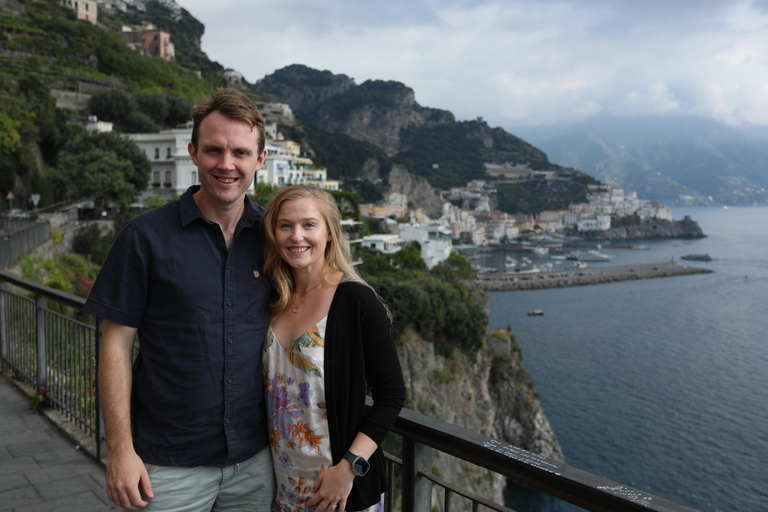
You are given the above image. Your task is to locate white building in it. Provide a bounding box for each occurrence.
[361,234,405,254]
[397,223,453,268]
[577,214,612,232]
[125,128,200,200]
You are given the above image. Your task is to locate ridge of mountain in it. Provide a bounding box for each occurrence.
[517,116,768,206]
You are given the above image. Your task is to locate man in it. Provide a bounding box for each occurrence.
[85,88,274,511]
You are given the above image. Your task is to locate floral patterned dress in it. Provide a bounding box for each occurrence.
[263,317,383,512]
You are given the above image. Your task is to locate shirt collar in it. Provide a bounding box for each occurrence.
[179,185,262,228]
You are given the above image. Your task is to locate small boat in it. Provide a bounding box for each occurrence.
[509,265,541,274]
[528,310,544,316]
[681,254,712,262]
[505,255,518,267]
[532,246,549,255]
[570,261,588,269]
[566,250,612,261]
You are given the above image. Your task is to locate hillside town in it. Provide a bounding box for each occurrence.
[93,108,674,271]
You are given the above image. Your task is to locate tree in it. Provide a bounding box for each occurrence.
[135,94,169,126]
[431,252,474,281]
[54,132,151,214]
[55,149,135,214]
[122,111,159,133]
[393,242,426,272]
[87,89,136,126]
[165,94,193,127]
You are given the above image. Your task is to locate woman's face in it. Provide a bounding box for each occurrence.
[274,197,331,275]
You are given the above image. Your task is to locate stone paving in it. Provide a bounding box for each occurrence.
[0,378,116,512]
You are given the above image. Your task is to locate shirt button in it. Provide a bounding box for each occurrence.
[225,418,230,424]
[227,301,233,307]
[228,338,233,344]
[227,378,233,384]
[227,264,231,270]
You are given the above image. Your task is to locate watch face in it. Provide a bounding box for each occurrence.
[352,457,370,476]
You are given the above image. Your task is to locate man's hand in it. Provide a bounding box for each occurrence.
[105,449,153,509]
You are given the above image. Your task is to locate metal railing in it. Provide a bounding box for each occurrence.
[0,218,52,268]
[0,269,698,512]
[0,269,104,458]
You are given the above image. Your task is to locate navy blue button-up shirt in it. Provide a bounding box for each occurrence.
[85,186,272,467]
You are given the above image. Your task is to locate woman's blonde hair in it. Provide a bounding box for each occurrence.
[262,185,371,318]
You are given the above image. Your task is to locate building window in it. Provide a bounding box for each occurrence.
[164,171,171,185]
[153,171,160,185]
[191,171,197,183]
[154,148,159,159]
[166,147,172,158]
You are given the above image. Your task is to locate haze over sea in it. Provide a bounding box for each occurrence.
[486,206,768,512]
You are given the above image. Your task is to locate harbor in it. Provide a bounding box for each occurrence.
[475,262,713,291]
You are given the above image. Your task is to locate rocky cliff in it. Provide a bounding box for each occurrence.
[397,312,564,509]
[256,66,455,157]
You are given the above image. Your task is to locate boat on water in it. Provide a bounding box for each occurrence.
[566,250,612,262]
[681,253,713,262]
[528,309,544,316]
[505,255,518,267]
[532,246,549,255]
[570,260,588,269]
[508,265,541,274]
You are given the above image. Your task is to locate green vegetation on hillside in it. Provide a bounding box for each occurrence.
[283,123,391,202]
[397,124,487,189]
[496,179,589,214]
[358,246,486,358]
[0,74,78,207]
[323,80,409,120]
[259,64,338,89]
[0,1,216,98]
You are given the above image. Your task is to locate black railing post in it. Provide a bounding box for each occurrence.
[95,317,107,461]
[0,282,8,372]
[35,295,47,394]
[401,438,432,512]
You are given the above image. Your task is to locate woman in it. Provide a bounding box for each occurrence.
[261,185,406,512]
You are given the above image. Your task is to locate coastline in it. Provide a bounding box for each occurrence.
[475,262,713,291]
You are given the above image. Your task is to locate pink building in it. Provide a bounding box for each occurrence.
[60,0,98,25]
[120,23,175,61]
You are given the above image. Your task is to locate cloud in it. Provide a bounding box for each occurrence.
[177,0,768,131]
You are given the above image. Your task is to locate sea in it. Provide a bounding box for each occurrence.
[482,206,768,512]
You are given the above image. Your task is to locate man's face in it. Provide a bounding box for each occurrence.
[188,110,266,209]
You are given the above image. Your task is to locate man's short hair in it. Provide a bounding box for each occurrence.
[190,88,266,154]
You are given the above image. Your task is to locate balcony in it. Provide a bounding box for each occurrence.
[0,269,697,512]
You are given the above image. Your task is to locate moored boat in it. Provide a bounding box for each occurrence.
[566,250,612,261]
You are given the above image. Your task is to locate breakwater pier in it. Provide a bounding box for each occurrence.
[475,262,713,291]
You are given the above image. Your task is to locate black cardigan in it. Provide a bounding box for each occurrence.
[324,281,406,510]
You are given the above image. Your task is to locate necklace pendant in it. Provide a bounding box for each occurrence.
[292,306,298,314]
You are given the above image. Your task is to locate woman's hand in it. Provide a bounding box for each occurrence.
[306,462,356,512]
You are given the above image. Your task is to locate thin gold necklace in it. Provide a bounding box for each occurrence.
[289,279,324,314]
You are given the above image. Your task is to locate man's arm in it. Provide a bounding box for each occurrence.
[99,320,154,510]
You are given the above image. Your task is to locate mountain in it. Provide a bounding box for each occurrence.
[516,116,768,206]
[255,65,565,191]
[255,65,603,215]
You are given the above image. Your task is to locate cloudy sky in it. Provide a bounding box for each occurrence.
[178,0,768,135]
